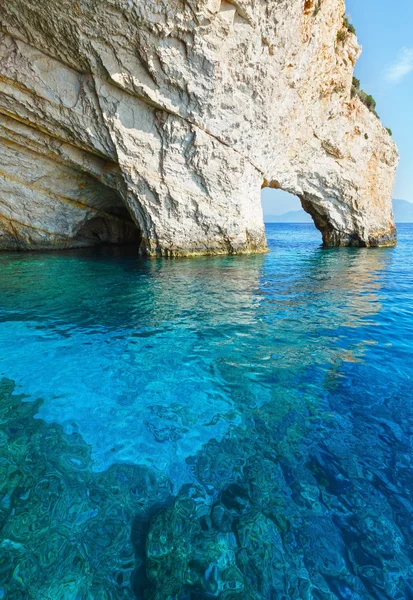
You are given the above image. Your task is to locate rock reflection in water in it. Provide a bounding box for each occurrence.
[0,252,265,483]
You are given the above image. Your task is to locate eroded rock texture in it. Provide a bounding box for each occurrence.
[0,0,398,254]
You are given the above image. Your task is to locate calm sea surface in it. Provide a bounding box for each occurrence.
[0,223,412,599]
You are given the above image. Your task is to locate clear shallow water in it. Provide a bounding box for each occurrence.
[0,223,413,599]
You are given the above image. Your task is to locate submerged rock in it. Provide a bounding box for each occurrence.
[0,378,173,599]
[0,0,398,254]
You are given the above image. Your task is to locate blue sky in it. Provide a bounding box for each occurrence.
[262,0,413,216]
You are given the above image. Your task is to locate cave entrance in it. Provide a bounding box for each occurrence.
[75,206,142,248]
[72,174,143,249]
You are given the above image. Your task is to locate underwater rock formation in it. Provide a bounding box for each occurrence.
[0,378,174,599]
[1,242,413,598]
[0,0,398,254]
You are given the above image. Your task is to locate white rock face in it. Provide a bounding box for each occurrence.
[0,0,399,254]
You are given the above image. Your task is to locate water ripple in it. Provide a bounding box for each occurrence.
[0,224,412,598]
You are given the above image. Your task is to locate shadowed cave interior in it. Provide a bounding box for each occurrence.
[75,205,142,248]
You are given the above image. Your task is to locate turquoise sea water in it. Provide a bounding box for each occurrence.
[0,223,413,599]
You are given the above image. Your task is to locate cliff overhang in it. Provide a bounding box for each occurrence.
[0,0,399,255]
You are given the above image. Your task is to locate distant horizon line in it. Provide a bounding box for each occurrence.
[263,198,413,220]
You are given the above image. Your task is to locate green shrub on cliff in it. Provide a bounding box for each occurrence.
[337,30,347,43]
[343,16,356,35]
[351,80,392,134]
[351,82,378,116]
[338,15,356,43]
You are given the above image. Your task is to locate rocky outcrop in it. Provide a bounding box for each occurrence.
[0,0,398,254]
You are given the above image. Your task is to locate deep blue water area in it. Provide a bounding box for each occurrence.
[0,223,413,599]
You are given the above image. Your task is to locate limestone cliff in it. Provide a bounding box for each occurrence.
[0,0,399,254]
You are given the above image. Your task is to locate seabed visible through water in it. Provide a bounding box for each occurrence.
[0,224,413,599]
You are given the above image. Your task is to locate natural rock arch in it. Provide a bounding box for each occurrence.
[0,0,398,255]
[261,175,396,248]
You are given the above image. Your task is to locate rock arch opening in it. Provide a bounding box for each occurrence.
[260,186,312,227]
[260,183,370,248]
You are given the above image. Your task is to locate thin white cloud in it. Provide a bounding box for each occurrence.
[386,47,413,84]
